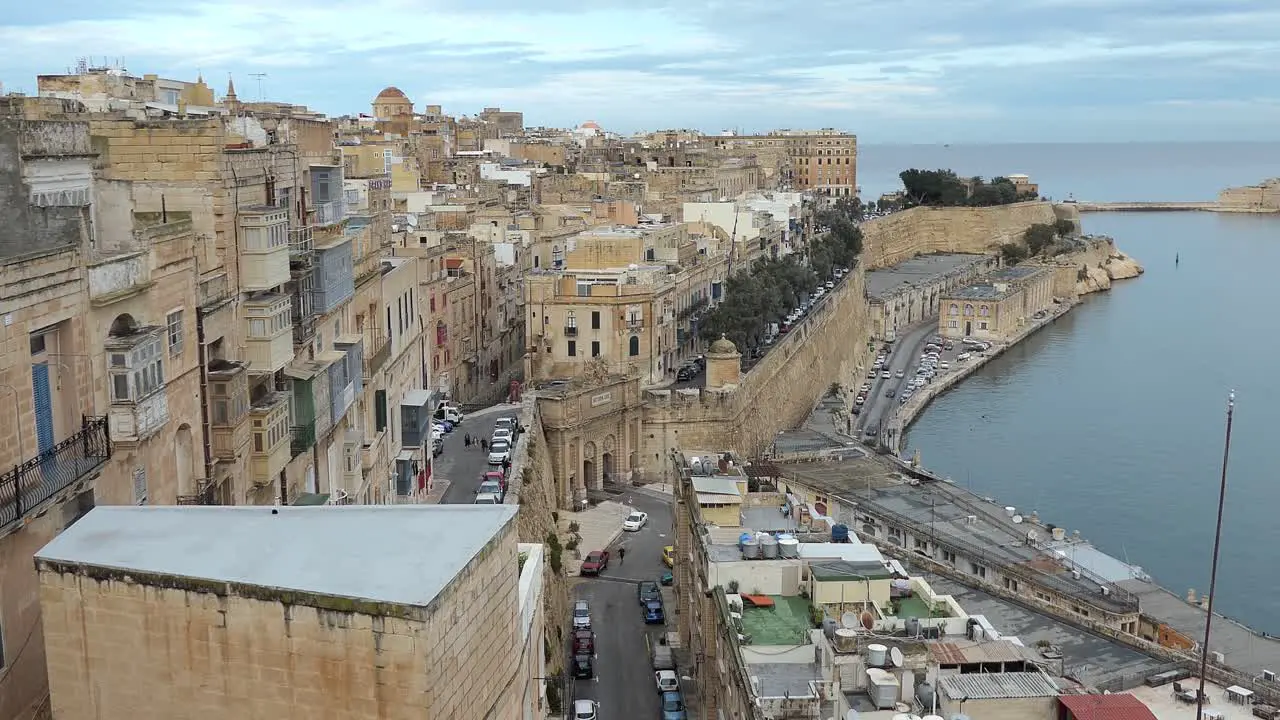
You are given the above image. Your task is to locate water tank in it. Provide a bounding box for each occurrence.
[866,668,900,709]
[867,643,888,666]
[739,532,754,548]
[778,537,800,558]
[832,524,850,543]
[923,716,945,720]
[1052,527,1066,541]
[834,628,858,652]
[742,535,761,559]
[760,533,779,559]
[1005,506,1016,517]
[915,682,935,709]
[905,617,921,637]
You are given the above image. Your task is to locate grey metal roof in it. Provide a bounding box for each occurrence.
[691,476,742,496]
[35,505,517,609]
[939,671,1060,700]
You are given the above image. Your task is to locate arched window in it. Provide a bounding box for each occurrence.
[949,304,959,316]
[629,335,640,357]
[979,305,990,317]
[963,304,974,316]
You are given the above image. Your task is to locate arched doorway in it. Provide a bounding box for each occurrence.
[582,440,598,491]
[602,434,616,485]
[175,425,195,495]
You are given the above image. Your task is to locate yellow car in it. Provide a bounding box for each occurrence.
[662,545,674,568]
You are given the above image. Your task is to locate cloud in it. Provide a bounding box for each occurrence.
[0,0,1276,141]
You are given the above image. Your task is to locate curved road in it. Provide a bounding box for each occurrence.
[857,320,938,443]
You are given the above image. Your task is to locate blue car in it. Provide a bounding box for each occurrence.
[644,599,665,624]
[661,690,687,720]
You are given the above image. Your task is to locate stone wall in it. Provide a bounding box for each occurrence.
[1030,235,1144,299]
[1218,178,1280,212]
[642,265,872,465]
[860,201,1061,269]
[505,397,572,684]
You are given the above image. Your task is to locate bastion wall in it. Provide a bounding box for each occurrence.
[860,201,1062,269]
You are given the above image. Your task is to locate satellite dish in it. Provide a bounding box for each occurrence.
[1026,529,1039,542]
[861,611,875,630]
[841,612,858,628]
[890,647,904,667]
[1012,515,1024,524]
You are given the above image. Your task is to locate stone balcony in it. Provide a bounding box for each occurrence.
[88,251,152,307]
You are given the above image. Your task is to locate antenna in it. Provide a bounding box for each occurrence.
[249,73,268,102]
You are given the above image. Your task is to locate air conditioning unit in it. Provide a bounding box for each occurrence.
[1212,651,1225,664]
[1263,670,1276,683]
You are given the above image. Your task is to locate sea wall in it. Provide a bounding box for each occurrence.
[1217,178,1280,212]
[642,262,872,463]
[860,201,1062,269]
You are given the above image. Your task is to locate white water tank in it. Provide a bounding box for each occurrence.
[1005,506,1016,517]
[866,668,900,709]
[833,628,858,652]
[742,535,760,559]
[760,533,779,559]
[778,536,800,558]
[867,643,888,666]
[1052,527,1066,541]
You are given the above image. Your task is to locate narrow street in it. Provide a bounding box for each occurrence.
[433,404,521,504]
[570,491,674,718]
[858,320,937,437]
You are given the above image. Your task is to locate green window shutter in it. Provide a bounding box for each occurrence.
[375,390,387,431]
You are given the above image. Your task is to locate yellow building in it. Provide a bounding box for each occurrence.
[691,475,746,527]
[939,266,1055,342]
[35,505,546,720]
[371,85,413,120]
[524,223,729,384]
[703,129,857,196]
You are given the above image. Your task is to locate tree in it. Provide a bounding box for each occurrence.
[1023,223,1057,255]
[999,242,1028,265]
[1054,218,1076,237]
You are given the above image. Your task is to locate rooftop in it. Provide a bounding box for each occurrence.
[944,265,1052,301]
[748,661,823,698]
[938,671,1060,700]
[1059,694,1159,720]
[865,253,990,300]
[737,594,814,646]
[35,505,517,610]
[1127,680,1258,720]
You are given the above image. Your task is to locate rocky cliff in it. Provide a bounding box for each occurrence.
[1033,235,1143,298]
[860,201,1063,269]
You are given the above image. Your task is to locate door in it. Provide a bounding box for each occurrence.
[964,321,972,336]
[32,362,55,456]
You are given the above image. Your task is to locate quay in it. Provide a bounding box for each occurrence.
[1074,200,1279,213]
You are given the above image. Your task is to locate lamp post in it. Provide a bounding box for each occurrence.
[1196,391,1237,720]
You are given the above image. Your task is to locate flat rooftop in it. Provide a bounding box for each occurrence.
[1128,679,1259,720]
[748,661,822,698]
[35,505,517,609]
[923,573,1167,689]
[738,595,814,646]
[865,253,990,300]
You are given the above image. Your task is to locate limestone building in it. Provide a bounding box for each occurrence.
[864,253,998,341]
[938,266,1055,342]
[35,504,547,720]
[535,374,644,507]
[703,129,857,196]
[524,222,729,385]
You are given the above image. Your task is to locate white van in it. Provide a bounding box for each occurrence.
[434,405,463,424]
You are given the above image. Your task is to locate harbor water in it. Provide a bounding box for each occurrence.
[875,142,1280,634]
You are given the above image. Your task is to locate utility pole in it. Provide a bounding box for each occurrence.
[249,73,268,101]
[1196,390,1237,720]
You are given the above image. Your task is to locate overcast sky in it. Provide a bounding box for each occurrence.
[3,0,1279,143]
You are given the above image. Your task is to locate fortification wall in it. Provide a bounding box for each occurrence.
[642,265,871,465]
[860,201,1060,269]
[1218,179,1280,212]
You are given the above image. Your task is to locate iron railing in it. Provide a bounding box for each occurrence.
[177,478,218,506]
[313,199,346,227]
[363,325,391,379]
[1,416,111,528]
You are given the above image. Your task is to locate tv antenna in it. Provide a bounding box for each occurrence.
[249,73,268,101]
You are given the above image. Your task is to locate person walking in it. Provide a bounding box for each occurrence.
[464,433,471,448]
[481,438,489,453]
[618,546,626,565]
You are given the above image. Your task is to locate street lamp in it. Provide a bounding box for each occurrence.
[1196,391,1237,720]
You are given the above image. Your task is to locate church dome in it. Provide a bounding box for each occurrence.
[375,86,411,102]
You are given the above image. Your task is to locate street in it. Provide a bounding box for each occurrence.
[435,404,522,504]
[858,320,937,436]
[570,491,674,718]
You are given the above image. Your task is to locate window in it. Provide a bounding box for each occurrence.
[108,334,165,403]
[1036,591,1052,603]
[942,550,956,565]
[914,537,929,550]
[969,562,987,579]
[591,311,600,330]
[591,341,600,357]
[963,304,974,316]
[576,282,591,297]
[133,466,148,505]
[1004,577,1020,592]
[629,335,640,356]
[979,305,990,317]
[979,322,988,330]
[166,310,184,356]
[948,320,958,329]
[948,304,959,316]
[567,340,577,357]
[29,332,46,355]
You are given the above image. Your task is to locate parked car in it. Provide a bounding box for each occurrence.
[676,364,698,381]
[660,571,674,586]
[572,699,599,720]
[573,629,595,655]
[495,415,518,432]
[477,480,503,499]
[655,669,680,693]
[644,599,665,624]
[572,599,591,629]
[638,581,662,605]
[580,550,610,576]
[482,470,506,490]
[473,493,501,505]
[623,511,648,532]
[572,653,594,679]
[661,690,688,720]
[492,427,513,444]
[662,545,674,568]
[487,440,511,465]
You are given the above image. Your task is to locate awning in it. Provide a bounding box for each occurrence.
[291,493,330,506]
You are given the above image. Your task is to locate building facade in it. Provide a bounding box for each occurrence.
[939,266,1055,342]
[703,129,858,197]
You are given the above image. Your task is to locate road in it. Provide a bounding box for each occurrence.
[435,404,523,504]
[571,491,675,718]
[857,320,937,439]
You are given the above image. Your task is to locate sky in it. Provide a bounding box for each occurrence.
[2,0,1279,143]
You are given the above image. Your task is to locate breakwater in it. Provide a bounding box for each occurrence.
[1075,201,1279,213]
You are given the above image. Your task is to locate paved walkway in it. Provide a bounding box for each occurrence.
[560,501,633,576]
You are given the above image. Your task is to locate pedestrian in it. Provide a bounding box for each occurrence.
[481,438,488,453]
[464,433,471,447]
[502,457,511,474]
[618,546,626,565]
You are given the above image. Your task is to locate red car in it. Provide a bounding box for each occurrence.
[573,629,595,655]
[580,550,610,576]
[482,470,506,490]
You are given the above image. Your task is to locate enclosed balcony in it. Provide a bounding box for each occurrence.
[105,322,170,444]
[207,360,250,461]
[249,392,291,487]
[310,165,347,228]
[238,206,290,291]
[327,337,363,427]
[285,356,337,457]
[312,236,355,315]
[400,389,433,450]
[243,293,295,374]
